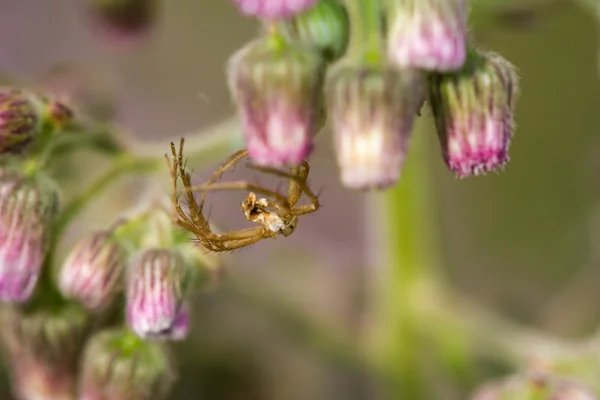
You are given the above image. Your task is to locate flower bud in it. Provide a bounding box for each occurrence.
[0,87,74,154]
[126,248,194,340]
[231,0,318,19]
[278,0,349,62]
[429,49,519,178]
[228,36,326,166]
[85,0,158,42]
[0,170,59,302]
[387,0,468,71]
[79,328,175,400]
[0,305,89,400]
[58,229,127,311]
[326,61,424,190]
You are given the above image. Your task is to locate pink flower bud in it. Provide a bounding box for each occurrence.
[387,0,468,71]
[326,61,424,189]
[228,37,326,166]
[59,229,126,311]
[126,249,194,340]
[231,0,318,19]
[0,170,59,302]
[429,49,519,178]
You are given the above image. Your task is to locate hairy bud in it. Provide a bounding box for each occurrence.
[279,0,349,62]
[228,36,326,166]
[126,249,194,340]
[79,328,175,400]
[231,0,318,19]
[429,49,519,178]
[58,229,127,311]
[387,0,468,71]
[326,61,424,190]
[0,305,89,400]
[0,170,59,302]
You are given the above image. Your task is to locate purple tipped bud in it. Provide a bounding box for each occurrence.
[85,0,158,43]
[79,329,175,400]
[0,305,89,400]
[326,62,424,190]
[58,229,126,311]
[126,249,194,340]
[0,171,59,302]
[0,88,74,154]
[228,36,326,166]
[387,0,468,71]
[429,49,519,178]
[231,0,318,19]
[278,0,349,62]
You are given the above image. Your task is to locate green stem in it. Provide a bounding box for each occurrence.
[345,0,385,63]
[364,119,446,399]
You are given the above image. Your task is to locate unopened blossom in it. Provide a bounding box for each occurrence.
[0,88,74,154]
[58,229,127,311]
[228,36,326,166]
[326,61,424,190]
[0,305,89,400]
[0,170,59,302]
[126,248,194,340]
[429,49,519,178]
[79,328,174,400]
[387,0,468,71]
[231,0,318,19]
[278,0,349,62]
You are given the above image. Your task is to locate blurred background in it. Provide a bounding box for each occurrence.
[1,0,600,399]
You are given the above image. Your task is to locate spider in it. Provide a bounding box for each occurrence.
[165,139,320,252]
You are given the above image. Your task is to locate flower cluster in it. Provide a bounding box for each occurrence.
[227,0,519,188]
[0,82,213,399]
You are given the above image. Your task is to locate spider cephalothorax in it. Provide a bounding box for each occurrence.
[165,139,320,252]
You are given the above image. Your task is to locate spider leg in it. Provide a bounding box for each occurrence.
[188,181,290,210]
[198,150,249,209]
[196,226,274,252]
[246,162,319,210]
[166,143,197,230]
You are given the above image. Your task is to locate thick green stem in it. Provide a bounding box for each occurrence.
[345,0,385,63]
[363,118,447,399]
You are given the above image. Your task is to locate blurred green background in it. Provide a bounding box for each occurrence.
[1,0,600,399]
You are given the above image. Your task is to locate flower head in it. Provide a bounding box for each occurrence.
[0,170,59,302]
[126,248,194,340]
[228,36,326,166]
[429,49,519,178]
[79,328,175,400]
[326,61,424,190]
[58,229,127,311]
[0,89,41,154]
[387,0,468,71]
[231,0,318,19]
[0,305,89,400]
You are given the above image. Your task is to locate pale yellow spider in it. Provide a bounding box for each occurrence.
[165,139,320,252]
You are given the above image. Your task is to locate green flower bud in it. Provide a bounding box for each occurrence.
[279,0,349,62]
[79,328,175,400]
[0,305,90,400]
